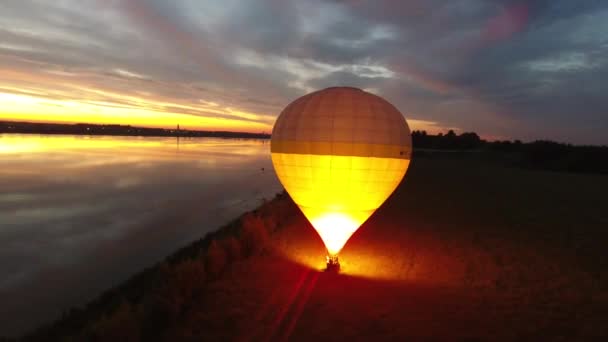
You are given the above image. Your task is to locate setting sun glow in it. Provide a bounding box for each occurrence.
[0,90,270,132]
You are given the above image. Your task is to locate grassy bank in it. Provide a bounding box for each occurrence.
[14,152,608,341]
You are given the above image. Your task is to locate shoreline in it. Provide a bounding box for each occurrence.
[15,191,295,341]
[0,135,282,339]
[0,121,271,140]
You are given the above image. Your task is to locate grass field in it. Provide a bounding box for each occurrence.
[264,154,608,340]
[20,152,608,341]
[205,153,608,341]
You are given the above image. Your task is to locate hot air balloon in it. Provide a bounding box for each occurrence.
[271,87,412,270]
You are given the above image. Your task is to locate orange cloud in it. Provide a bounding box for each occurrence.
[0,65,275,132]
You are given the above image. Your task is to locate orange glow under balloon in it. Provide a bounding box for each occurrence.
[309,212,360,255]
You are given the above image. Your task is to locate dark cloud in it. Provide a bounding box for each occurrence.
[0,0,606,143]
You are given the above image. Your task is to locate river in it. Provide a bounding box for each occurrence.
[0,134,282,337]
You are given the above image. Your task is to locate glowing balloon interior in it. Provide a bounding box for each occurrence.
[271,87,412,264]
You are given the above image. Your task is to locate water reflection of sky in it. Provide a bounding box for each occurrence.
[0,134,282,337]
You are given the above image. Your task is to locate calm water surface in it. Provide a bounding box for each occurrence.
[0,134,282,336]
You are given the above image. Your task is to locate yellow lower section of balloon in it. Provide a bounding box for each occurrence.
[271,152,409,255]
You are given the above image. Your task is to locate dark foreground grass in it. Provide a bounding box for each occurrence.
[271,153,608,340]
[15,153,608,341]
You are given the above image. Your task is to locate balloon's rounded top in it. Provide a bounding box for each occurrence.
[322,86,364,91]
[271,86,411,159]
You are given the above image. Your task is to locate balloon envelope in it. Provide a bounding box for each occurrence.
[271,87,411,255]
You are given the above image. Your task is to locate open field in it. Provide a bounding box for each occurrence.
[20,153,608,341]
[265,153,608,340]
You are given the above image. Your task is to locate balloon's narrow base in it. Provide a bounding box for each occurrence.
[325,255,340,273]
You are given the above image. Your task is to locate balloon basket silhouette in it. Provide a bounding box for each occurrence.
[325,254,340,272]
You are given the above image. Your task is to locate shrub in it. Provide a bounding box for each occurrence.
[90,301,140,342]
[222,237,242,262]
[172,259,206,299]
[206,240,227,278]
[261,211,279,233]
[240,213,270,256]
[139,259,206,338]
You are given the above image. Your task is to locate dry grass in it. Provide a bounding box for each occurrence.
[265,154,608,340]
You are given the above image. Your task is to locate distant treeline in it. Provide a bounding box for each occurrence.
[0,121,270,139]
[412,130,608,175]
[2,121,606,175]
[412,130,485,150]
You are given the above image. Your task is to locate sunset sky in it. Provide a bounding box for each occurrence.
[1,0,606,144]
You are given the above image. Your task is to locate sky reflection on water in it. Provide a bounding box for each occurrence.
[0,134,282,336]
